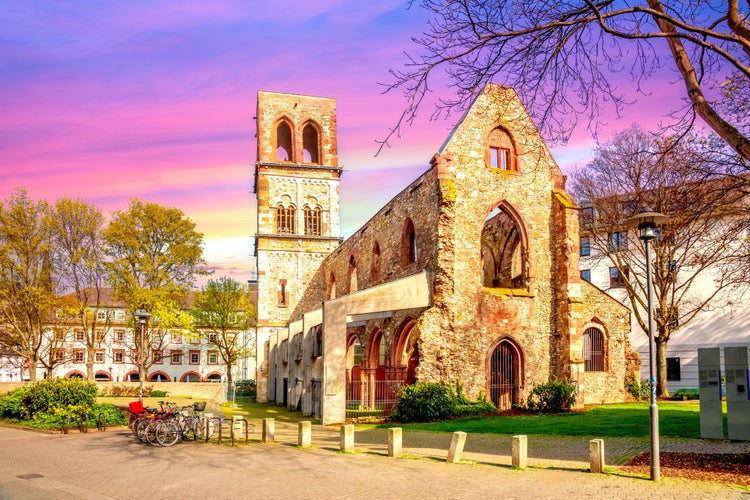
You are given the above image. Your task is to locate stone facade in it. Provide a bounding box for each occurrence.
[256,86,633,421]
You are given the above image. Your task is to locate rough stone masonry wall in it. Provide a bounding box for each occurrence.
[415,85,572,402]
[579,280,632,403]
[292,168,442,323]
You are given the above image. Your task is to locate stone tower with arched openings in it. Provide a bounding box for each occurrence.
[253,91,342,401]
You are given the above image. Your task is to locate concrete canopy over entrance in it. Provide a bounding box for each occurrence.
[320,271,432,424]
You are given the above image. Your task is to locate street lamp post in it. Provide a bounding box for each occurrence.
[626,208,668,481]
[134,309,151,402]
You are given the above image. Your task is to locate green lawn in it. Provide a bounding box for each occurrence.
[373,402,711,439]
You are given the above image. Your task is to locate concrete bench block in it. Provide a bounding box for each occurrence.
[446,431,467,463]
[262,418,275,444]
[388,427,402,458]
[512,435,527,469]
[298,421,312,448]
[340,424,354,453]
[589,439,605,473]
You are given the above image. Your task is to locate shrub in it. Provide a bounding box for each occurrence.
[0,388,24,419]
[624,373,650,401]
[150,390,168,398]
[93,403,128,426]
[235,380,257,397]
[453,400,498,418]
[391,382,456,422]
[671,388,699,400]
[526,378,577,411]
[20,378,97,419]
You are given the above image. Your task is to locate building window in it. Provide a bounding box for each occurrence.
[95,330,106,342]
[189,350,201,365]
[114,330,126,343]
[113,350,125,363]
[328,273,336,300]
[278,279,288,306]
[580,269,591,282]
[172,333,182,344]
[348,255,358,293]
[583,327,605,372]
[208,351,219,365]
[94,350,105,364]
[302,122,319,163]
[276,204,296,234]
[371,241,381,282]
[53,329,66,342]
[608,231,628,252]
[609,266,628,288]
[73,349,85,364]
[74,330,85,342]
[152,350,163,364]
[486,127,517,171]
[52,349,66,363]
[657,307,680,329]
[580,206,595,226]
[402,219,417,266]
[275,121,293,161]
[580,237,590,256]
[304,206,322,236]
[667,357,681,381]
[170,350,182,365]
[96,310,107,321]
[115,310,125,320]
[352,338,363,367]
[208,333,218,344]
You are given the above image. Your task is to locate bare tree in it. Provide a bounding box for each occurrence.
[385,1,750,160]
[571,125,747,396]
[49,197,110,381]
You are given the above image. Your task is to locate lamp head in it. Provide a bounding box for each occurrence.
[625,208,668,242]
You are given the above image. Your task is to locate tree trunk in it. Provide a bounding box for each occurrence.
[86,350,95,382]
[655,337,670,398]
[26,354,37,382]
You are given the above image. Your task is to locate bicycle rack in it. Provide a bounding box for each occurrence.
[79,413,89,433]
[97,413,107,432]
[229,417,251,446]
[206,417,223,444]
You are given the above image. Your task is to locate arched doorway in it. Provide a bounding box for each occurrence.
[488,339,522,410]
[391,318,419,384]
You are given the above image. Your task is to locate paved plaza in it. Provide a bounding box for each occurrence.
[0,422,748,499]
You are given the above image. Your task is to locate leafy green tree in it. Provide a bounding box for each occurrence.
[103,199,206,381]
[49,197,109,381]
[386,1,750,161]
[191,277,256,384]
[0,188,59,381]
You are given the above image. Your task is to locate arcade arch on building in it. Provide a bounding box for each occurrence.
[302,121,320,164]
[181,372,201,382]
[275,119,293,161]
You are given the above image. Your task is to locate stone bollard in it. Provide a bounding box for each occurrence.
[388,427,402,458]
[512,435,528,469]
[589,439,605,473]
[298,421,312,448]
[446,431,467,463]
[340,424,354,453]
[262,418,275,444]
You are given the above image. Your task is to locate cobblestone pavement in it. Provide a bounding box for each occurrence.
[0,422,748,500]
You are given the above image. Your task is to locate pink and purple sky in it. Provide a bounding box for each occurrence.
[1,1,680,287]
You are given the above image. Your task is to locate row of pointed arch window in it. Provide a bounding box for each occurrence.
[328,218,417,299]
[276,205,322,236]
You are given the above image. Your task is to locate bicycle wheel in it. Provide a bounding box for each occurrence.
[135,419,151,443]
[156,421,180,447]
[145,420,160,444]
[194,416,215,439]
